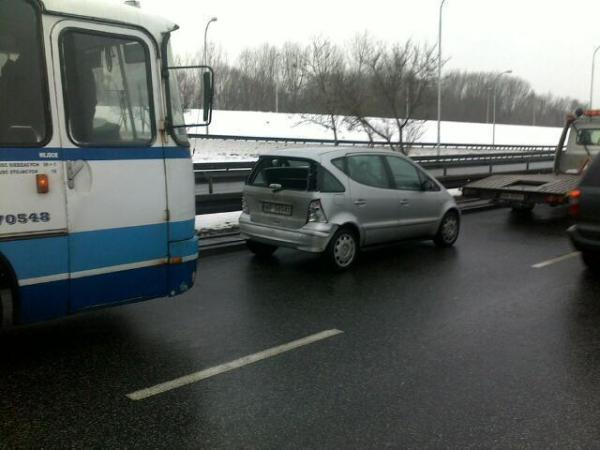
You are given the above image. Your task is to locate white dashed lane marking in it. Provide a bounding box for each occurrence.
[127,329,344,401]
[532,252,580,269]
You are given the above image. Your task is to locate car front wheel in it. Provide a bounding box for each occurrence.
[582,251,600,271]
[324,228,358,271]
[434,211,460,248]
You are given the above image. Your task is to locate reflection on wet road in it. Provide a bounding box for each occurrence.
[2,207,600,447]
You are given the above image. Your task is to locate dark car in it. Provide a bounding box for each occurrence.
[567,155,600,269]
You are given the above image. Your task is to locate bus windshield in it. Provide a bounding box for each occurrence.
[0,0,48,146]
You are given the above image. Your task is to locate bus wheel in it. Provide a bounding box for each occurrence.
[0,288,13,329]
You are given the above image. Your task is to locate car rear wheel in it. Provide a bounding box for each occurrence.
[246,240,278,258]
[582,251,600,271]
[324,227,358,271]
[434,211,460,247]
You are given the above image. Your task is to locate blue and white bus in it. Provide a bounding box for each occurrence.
[0,0,213,326]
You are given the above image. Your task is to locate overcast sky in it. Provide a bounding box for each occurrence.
[136,0,600,103]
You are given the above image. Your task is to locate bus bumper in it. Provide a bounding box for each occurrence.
[167,236,198,296]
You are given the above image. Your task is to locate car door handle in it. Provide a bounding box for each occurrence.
[354,199,367,207]
[399,199,410,207]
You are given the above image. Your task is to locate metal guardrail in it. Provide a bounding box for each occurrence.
[193,149,556,214]
[194,150,555,176]
[189,133,556,153]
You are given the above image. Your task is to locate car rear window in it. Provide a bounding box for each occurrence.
[248,156,345,193]
[581,155,600,187]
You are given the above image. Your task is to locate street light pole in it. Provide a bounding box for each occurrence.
[492,70,512,145]
[204,17,218,66]
[436,0,448,156]
[203,17,217,135]
[590,45,600,109]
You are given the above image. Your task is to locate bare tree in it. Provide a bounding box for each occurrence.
[278,42,308,112]
[341,35,436,154]
[173,36,584,129]
[301,37,346,143]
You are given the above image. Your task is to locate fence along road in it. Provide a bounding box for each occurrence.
[190,134,557,214]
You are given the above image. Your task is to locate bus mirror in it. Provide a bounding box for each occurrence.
[202,71,213,123]
[164,64,214,129]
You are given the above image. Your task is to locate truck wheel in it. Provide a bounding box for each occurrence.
[582,251,600,271]
[323,227,358,271]
[246,240,278,258]
[433,211,460,248]
[511,203,535,213]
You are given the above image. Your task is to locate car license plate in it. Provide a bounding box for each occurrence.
[500,192,526,201]
[262,201,292,216]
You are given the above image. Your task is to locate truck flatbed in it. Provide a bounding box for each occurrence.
[463,173,579,205]
[462,110,600,210]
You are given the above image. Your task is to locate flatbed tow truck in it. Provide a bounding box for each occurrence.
[462,110,600,211]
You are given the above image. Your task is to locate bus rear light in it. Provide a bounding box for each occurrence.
[36,174,49,194]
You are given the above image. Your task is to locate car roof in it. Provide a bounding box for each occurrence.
[259,146,404,161]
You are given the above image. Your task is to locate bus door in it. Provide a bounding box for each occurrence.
[51,21,169,311]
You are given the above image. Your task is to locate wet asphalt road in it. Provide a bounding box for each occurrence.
[2,207,600,448]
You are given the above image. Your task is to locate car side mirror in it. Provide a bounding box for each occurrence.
[422,179,437,191]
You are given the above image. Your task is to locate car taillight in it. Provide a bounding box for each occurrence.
[242,195,249,214]
[307,199,328,223]
[568,189,581,218]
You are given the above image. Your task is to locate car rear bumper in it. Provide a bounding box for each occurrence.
[568,224,600,252]
[239,214,336,253]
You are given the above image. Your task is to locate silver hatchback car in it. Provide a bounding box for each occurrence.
[239,147,459,270]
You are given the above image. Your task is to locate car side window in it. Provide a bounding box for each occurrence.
[385,156,422,191]
[417,170,441,191]
[346,155,391,189]
[318,166,345,193]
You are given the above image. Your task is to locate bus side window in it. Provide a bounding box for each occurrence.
[0,0,49,146]
[60,30,155,147]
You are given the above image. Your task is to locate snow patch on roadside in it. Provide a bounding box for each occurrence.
[187,109,561,144]
[188,110,562,163]
[195,211,241,237]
